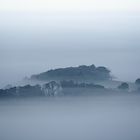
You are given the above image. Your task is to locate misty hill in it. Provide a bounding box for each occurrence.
[1,80,139,98]
[31,64,112,82]
[0,81,106,98]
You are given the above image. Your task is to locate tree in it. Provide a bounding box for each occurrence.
[31,65,112,81]
[118,82,129,90]
[135,78,140,85]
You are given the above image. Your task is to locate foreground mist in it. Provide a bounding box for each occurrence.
[0,94,140,140]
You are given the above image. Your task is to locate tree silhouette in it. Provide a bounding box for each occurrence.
[118,82,129,90]
[135,79,140,85]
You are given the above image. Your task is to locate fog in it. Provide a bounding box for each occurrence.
[0,94,140,140]
[0,0,140,140]
[0,11,140,87]
[1,46,140,86]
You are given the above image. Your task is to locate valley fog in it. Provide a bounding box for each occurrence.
[0,94,140,140]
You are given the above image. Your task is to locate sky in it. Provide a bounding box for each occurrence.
[0,0,139,13]
[0,0,140,87]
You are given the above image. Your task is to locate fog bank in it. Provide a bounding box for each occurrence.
[0,94,140,140]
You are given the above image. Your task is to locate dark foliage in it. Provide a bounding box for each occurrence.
[118,82,129,90]
[0,85,43,97]
[0,80,105,97]
[31,64,111,81]
[18,85,43,97]
[135,78,140,85]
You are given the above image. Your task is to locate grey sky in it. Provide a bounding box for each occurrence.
[0,1,140,87]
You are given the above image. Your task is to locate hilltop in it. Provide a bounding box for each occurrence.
[31,64,112,82]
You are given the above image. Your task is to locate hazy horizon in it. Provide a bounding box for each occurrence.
[0,0,140,87]
[0,1,140,140]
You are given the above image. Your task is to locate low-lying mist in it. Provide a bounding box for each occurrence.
[0,94,140,140]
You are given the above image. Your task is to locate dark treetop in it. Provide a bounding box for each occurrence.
[31,64,112,82]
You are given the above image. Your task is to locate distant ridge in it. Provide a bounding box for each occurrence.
[31,64,112,82]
